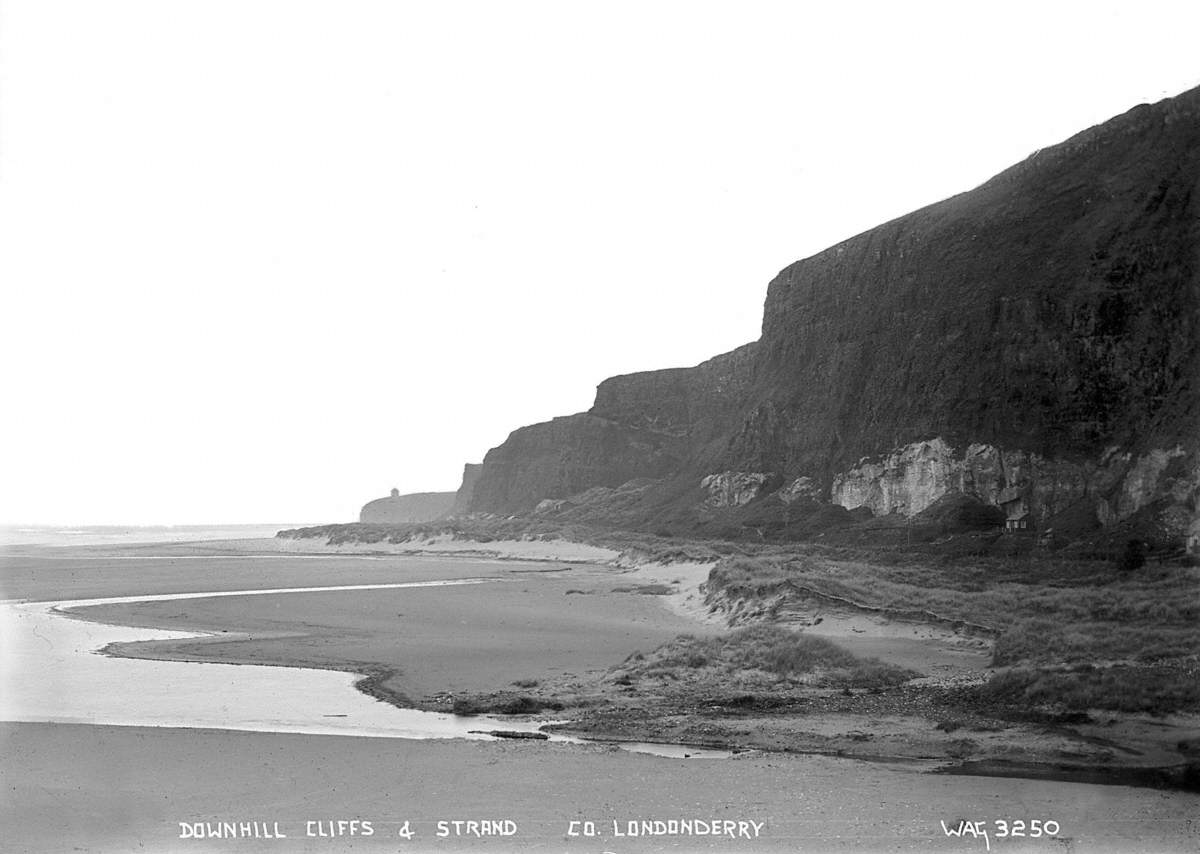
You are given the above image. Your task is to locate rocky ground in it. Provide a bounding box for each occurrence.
[427,672,1200,791]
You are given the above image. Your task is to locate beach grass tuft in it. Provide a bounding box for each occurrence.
[618,626,918,689]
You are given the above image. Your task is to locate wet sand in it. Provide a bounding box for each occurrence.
[5,721,1197,853]
[3,539,1199,852]
[0,543,521,603]
[63,559,712,701]
[1,581,572,741]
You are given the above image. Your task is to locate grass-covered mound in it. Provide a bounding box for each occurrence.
[707,552,1200,715]
[449,693,563,716]
[966,664,1200,715]
[612,626,918,690]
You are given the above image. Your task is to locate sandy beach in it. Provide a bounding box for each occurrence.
[2,536,1198,853]
[71,559,713,701]
[5,721,1197,854]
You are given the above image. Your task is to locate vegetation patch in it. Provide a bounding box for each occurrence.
[614,626,918,690]
[966,664,1200,715]
[276,520,736,566]
[705,549,1200,716]
[450,693,563,716]
[710,555,1198,631]
[992,618,1200,667]
[610,584,674,595]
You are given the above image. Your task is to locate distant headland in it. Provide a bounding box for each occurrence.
[358,489,455,524]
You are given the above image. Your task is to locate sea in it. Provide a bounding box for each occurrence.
[0,523,303,548]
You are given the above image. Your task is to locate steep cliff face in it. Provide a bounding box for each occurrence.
[748,90,1199,479]
[450,463,482,515]
[590,343,760,461]
[466,413,682,512]
[460,87,1200,550]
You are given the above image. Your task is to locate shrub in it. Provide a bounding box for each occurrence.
[451,697,483,716]
[451,693,561,716]
[624,625,918,688]
[1117,539,1146,572]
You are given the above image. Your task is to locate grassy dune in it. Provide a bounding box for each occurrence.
[278,521,1199,715]
[613,626,918,690]
[708,553,1200,714]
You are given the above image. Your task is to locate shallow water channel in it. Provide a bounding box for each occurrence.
[0,581,731,758]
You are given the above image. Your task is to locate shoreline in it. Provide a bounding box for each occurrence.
[218,533,628,565]
[11,720,1198,854]
[42,534,1198,792]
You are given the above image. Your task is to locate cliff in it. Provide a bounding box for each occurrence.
[360,490,456,524]
[450,464,483,515]
[456,87,1200,552]
[466,413,682,512]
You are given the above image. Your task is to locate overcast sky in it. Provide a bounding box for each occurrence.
[2,1,1198,525]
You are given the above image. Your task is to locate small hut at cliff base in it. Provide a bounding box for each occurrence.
[998,486,1033,532]
[1005,511,1031,532]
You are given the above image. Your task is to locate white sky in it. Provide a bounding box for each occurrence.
[2,1,1198,526]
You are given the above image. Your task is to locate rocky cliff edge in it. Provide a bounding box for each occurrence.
[455,88,1200,554]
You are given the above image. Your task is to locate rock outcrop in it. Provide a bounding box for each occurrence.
[701,472,777,507]
[829,438,1109,522]
[456,87,1200,551]
[360,489,456,524]
[778,476,822,504]
[830,437,1198,541]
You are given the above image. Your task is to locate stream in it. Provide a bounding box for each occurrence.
[0,581,731,758]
